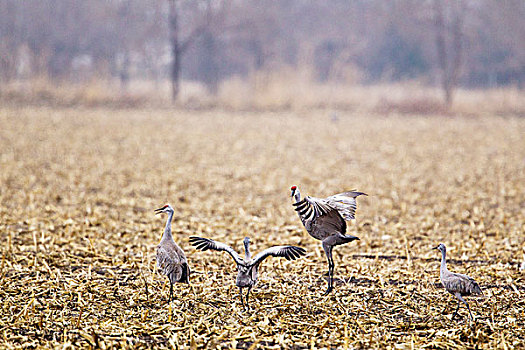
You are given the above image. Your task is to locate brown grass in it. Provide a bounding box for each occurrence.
[374,96,450,116]
[2,75,524,117]
[0,106,524,348]
[0,77,159,108]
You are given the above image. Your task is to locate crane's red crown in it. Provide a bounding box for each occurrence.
[162,204,169,208]
[291,186,297,191]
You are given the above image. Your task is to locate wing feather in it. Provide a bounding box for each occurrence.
[325,191,367,221]
[189,236,244,265]
[300,196,333,219]
[294,196,347,233]
[313,209,347,234]
[252,245,306,266]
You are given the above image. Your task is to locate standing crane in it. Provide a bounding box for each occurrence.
[189,236,306,309]
[434,243,483,321]
[290,185,366,295]
[155,204,190,304]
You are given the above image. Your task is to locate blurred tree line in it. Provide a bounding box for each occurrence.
[0,0,523,104]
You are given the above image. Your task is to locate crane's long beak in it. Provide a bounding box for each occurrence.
[154,207,164,215]
[431,245,439,250]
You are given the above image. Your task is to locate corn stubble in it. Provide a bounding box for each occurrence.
[0,107,524,349]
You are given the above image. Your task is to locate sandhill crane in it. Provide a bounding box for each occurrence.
[189,236,306,309]
[434,243,483,321]
[290,185,367,295]
[155,204,190,304]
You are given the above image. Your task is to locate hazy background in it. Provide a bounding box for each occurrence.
[0,0,524,113]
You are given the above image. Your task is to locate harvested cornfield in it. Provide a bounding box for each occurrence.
[0,106,524,349]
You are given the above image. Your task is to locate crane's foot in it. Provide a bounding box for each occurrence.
[466,306,475,322]
[238,302,250,312]
[322,286,333,296]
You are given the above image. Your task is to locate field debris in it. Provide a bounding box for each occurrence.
[0,107,524,348]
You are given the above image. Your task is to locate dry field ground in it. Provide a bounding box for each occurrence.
[0,106,524,349]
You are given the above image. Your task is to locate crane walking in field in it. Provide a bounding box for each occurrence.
[290,185,367,295]
[155,204,190,304]
[190,236,306,309]
[434,243,483,321]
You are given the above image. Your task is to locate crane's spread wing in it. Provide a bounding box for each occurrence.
[293,196,334,221]
[189,236,243,265]
[294,196,347,232]
[252,245,306,266]
[325,191,367,221]
[312,208,347,234]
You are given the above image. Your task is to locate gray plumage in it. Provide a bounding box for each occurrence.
[435,243,482,321]
[291,185,366,295]
[155,204,190,304]
[190,236,306,309]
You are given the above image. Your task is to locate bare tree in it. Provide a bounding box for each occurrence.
[433,0,468,106]
[168,0,227,101]
[168,0,181,101]
[0,0,19,81]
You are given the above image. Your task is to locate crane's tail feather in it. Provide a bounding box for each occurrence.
[342,235,360,243]
[180,262,190,284]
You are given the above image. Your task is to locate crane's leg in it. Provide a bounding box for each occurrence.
[458,295,474,321]
[246,286,252,310]
[322,242,334,296]
[169,282,173,304]
[239,287,245,310]
[452,295,461,320]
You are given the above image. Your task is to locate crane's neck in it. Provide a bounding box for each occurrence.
[244,241,251,260]
[440,249,448,276]
[293,190,301,204]
[161,210,174,241]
